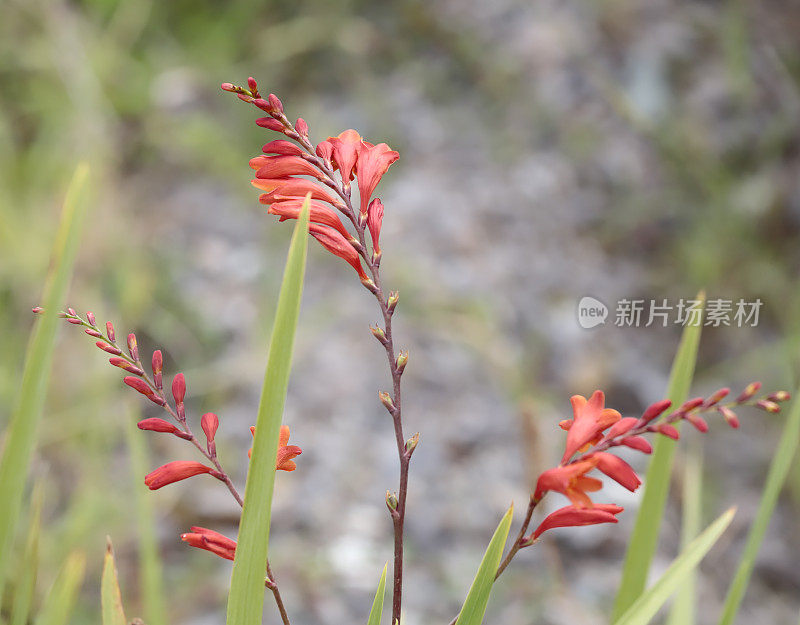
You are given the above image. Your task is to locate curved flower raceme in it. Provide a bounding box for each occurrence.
[224,78,399,283]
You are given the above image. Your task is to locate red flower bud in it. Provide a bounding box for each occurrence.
[96,341,122,356]
[144,461,213,490]
[686,413,709,432]
[247,76,259,94]
[137,418,186,437]
[679,397,705,412]
[768,390,791,402]
[268,93,283,114]
[201,412,219,446]
[220,82,236,92]
[181,527,237,561]
[641,399,672,423]
[718,406,740,428]
[109,358,144,376]
[367,198,384,256]
[256,117,285,131]
[756,400,780,414]
[295,118,308,136]
[32,306,44,314]
[106,321,115,342]
[84,328,103,338]
[532,504,623,540]
[172,373,186,405]
[594,452,641,492]
[620,435,652,454]
[86,311,96,326]
[127,333,139,361]
[152,350,163,389]
[656,423,680,440]
[262,140,304,156]
[736,381,762,403]
[705,387,730,406]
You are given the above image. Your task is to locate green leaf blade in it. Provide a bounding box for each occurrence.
[366,564,388,625]
[0,164,90,588]
[454,504,514,625]
[612,293,705,619]
[614,507,735,625]
[226,199,310,625]
[9,485,44,625]
[102,540,128,625]
[33,551,87,625]
[717,381,800,625]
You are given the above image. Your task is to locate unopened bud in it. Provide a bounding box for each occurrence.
[109,358,144,376]
[256,117,285,131]
[406,432,419,453]
[679,397,705,413]
[106,321,115,342]
[396,351,408,374]
[32,306,44,314]
[84,328,103,338]
[67,307,76,316]
[379,391,395,412]
[268,93,283,114]
[641,399,672,423]
[152,350,163,389]
[718,406,740,428]
[247,76,259,96]
[220,82,236,92]
[705,387,730,406]
[96,341,122,356]
[386,490,398,511]
[371,325,387,343]
[172,373,186,405]
[736,381,762,403]
[655,423,680,440]
[685,413,709,433]
[67,318,81,325]
[127,333,139,361]
[768,390,791,402]
[295,118,308,136]
[756,400,780,414]
[361,277,378,293]
[86,311,96,326]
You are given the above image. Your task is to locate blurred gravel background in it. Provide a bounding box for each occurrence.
[2,0,800,624]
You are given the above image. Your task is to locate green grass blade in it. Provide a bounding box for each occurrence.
[9,484,44,625]
[717,381,800,625]
[454,504,514,625]
[226,198,310,625]
[614,507,735,625]
[125,412,168,625]
[102,539,127,625]
[33,551,86,625]
[666,440,703,625]
[0,164,90,590]
[612,292,705,619]
[366,563,388,625]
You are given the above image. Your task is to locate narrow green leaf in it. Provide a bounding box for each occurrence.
[102,539,127,625]
[366,563,388,625]
[666,441,704,625]
[614,507,735,625]
[613,292,705,619]
[0,164,90,589]
[717,381,800,625]
[455,504,514,625]
[226,198,310,625]
[125,412,168,625]
[9,484,44,625]
[33,551,86,625]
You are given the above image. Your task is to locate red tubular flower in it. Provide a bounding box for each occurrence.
[355,141,399,215]
[532,504,624,540]
[255,155,325,181]
[252,177,340,206]
[534,458,602,508]
[172,373,186,404]
[144,461,213,490]
[561,391,621,463]
[181,526,237,561]
[327,129,362,186]
[367,198,384,255]
[268,200,352,239]
[262,140,304,156]
[593,452,641,491]
[138,418,181,434]
[248,425,302,471]
[309,224,368,280]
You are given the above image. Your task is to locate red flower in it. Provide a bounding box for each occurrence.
[268,199,352,240]
[138,418,181,435]
[531,504,623,540]
[254,155,326,181]
[144,461,213,490]
[367,198,384,256]
[593,452,641,492]
[534,458,602,508]
[248,425,302,472]
[327,129,362,187]
[560,391,621,463]
[309,224,368,280]
[181,526,237,561]
[253,178,340,207]
[355,141,399,215]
